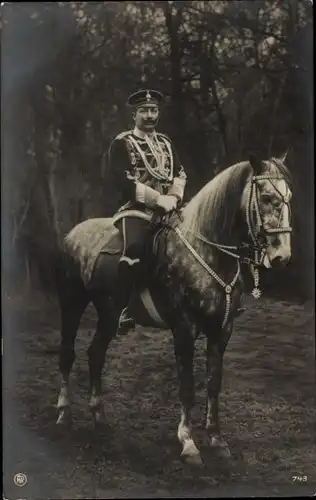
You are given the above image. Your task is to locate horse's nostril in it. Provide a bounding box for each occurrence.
[272,254,291,267]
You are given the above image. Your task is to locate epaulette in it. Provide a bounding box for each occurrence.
[157,132,171,142]
[115,130,133,140]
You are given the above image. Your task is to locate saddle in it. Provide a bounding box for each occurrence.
[99,209,154,256]
[100,209,179,257]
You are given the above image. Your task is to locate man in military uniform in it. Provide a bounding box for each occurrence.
[108,89,187,335]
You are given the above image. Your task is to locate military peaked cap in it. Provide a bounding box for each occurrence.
[127,89,163,108]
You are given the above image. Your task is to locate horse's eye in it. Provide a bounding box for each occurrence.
[273,199,282,209]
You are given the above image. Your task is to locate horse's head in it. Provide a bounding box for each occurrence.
[242,152,292,269]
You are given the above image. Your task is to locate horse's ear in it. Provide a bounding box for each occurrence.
[279,150,288,164]
[249,152,263,174]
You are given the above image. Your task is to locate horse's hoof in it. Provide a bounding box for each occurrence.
[91,406,106,428]
[56,407,73,427]
[215,444,231,458]
[210,436,231,458]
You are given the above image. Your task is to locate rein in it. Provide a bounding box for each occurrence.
[186,231,259,265]
[174,227,241,328]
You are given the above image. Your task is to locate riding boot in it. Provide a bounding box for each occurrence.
[115,258,139,336]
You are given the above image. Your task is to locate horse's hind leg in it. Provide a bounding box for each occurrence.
[88,294,117,427]
[205,321,233,458]
[173,326,203,466]
[56,284,89,426]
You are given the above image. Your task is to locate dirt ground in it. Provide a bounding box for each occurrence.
[3,292,316,499]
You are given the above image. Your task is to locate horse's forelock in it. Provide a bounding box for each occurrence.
[267,157,292,188]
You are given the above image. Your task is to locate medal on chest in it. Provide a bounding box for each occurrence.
[128,133,174,181]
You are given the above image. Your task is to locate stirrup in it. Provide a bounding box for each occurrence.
[116,307,135,336]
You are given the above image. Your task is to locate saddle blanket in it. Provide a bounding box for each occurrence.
[64,218,121,286]
[64,211,152,286]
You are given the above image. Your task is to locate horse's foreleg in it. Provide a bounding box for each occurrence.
[56,377,73,426]
[56,291,89,426]
[88,296,116,427]
[205,321,233,457]
[173,328,202,466]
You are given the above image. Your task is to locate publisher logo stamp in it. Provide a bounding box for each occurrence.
[13,473,28,487]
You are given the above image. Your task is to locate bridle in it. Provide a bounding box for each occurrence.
[243,172,292,299]
[245,173,292,262]
[159,168,292,328]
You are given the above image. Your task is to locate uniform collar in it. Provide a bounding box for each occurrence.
[133,126,155,139]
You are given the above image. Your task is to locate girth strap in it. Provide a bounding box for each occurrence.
[140,289,167,327]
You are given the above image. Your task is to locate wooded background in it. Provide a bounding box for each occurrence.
[2,0,313,300]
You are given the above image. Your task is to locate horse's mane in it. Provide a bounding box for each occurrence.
[180,157,291,244]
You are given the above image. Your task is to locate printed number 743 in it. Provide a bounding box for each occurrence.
[292,475,307,482]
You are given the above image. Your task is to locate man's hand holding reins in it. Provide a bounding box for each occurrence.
[156,194,178,213]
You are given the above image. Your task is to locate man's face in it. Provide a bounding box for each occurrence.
[133,104,160,132]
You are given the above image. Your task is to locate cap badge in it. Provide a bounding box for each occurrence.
[146,91,151,102]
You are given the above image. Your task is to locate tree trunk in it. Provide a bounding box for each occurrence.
[31,88,61,253]
[47,155,61,245]
[162,2,184,132]
[267,73,288,156]
[210,77,228,159]
[24,252,31,293]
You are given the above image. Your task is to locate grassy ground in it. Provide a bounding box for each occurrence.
[3,292,316,499]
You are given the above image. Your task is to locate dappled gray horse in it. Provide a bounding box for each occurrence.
[56,154,292,464]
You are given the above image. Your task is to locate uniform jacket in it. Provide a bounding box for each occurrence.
[108,129,187,214]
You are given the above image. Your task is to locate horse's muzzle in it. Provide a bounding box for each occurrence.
[270,253,291,268]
